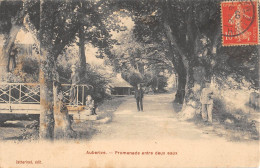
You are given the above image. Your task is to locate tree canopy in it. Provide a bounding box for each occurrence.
[0,0,258,139]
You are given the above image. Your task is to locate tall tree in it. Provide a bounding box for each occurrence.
[0,0,26,78]
[112,0,259,118]
[20,0,116,139]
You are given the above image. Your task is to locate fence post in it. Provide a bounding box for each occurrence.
[9,84,11,104]
[38,84,40,104]
[82,86,84,105]
[19,84,22,103]
[77,85,79,106]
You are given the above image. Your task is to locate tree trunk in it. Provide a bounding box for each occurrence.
[79,26,86,76]
[174,72,186,104]
[163,22,188,104]
[0,24,21,80]
[78,1,86,78]
[38,0,80,139]
[163,21,202,120]
[23,13,56,138]
[39,49,55,139]
[172,55,187,104]
[53,81,76,139]
[0,1,26,79]
[180,62,207,120]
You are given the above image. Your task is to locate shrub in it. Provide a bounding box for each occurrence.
[84,66,110,104]
[213,96,259,140]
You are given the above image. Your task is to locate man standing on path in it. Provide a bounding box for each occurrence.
[135,83,144,111]
[70,65,80,105]
[200,82,214,122]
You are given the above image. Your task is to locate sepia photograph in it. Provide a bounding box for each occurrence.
[0,0,259,167]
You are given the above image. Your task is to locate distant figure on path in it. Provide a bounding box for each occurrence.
[70,65,80,105]
[200,82,214,122]
[135,84,144,111]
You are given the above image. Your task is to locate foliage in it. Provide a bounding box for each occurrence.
[157,75,168,92]
[121,68,142,87]
[13,58,39,83]
[116,0,259,104]
[0,0,23,34]
[0,0,258,138]
[84,65,110,103]
[214,46,259,90]
[107,12,172,91]
[56,61,109,104]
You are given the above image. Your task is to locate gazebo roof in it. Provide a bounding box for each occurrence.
[109,76,132,88]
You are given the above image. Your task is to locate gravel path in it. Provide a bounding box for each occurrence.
[90,93,242,141]
[88,93,259,167]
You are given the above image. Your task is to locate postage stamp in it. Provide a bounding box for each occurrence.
[221,1,259,46]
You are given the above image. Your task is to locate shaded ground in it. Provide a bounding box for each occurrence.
[91,93,209,140]
[85,93,258,167]
[0,93,258,167]
[0,120,39,141]
[90,93,259,142]
[88,94,256,140]
[71,96,128,140]
[0,93,258,142]
[0,96,127,141]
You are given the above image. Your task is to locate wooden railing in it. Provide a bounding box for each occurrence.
[60,84,92,106]
[0,83,92,106]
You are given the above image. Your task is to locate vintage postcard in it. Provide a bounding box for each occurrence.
[0,0,259,167]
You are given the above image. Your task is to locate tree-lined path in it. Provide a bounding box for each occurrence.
[89,93,258,167]
[90,93,253,141]
[92,93,203,140]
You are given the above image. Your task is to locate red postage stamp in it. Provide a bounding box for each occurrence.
[221,1,259,46]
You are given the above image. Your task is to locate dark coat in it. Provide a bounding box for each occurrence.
[135,88,144,99]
